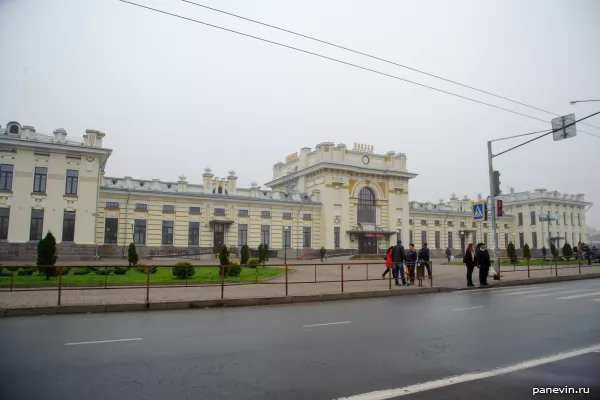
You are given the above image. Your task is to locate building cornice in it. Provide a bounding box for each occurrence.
[265,162,418,187]
[100,187,322,208]
[0,137,112,164]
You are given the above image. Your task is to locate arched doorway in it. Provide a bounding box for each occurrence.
[357,187,377,254]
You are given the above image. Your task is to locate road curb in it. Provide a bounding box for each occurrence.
[452,273,600,291]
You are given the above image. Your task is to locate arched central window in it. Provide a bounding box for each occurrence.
[357,187,376,224]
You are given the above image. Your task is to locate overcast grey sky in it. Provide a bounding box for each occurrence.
[1,0,599,227]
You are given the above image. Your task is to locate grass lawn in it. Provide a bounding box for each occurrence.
[0,266,286,286]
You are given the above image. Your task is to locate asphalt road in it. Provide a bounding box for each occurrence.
[1,279,599,400]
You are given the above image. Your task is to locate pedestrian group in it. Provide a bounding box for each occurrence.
[383,241,432,286]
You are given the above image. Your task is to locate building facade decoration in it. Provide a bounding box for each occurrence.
[0,121,591,260]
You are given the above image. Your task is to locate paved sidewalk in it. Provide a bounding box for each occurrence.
[1,257,599,311]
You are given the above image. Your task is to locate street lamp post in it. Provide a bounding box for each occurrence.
[283,226,289,264]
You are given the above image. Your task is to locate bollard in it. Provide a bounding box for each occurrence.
[430,262,433,287]
[527,258,530,279]
[341,264,344,293]
[285,263,289,296]
[366,263,369,281]
[146,265,150,306]
[220,265,225,300]
[57,266,63,306]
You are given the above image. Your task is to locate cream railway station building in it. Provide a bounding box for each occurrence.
[0,121,591,261]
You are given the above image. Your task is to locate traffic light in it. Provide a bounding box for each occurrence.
[497,199,503,217]
[492,170,501,198]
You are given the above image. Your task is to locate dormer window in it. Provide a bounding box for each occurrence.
[9,125,19,134]
[212,186,228,195]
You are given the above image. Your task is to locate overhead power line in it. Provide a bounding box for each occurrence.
[180,0,600,132]
[120,1,600,140]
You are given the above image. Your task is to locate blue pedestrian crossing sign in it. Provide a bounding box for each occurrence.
[472,201,487,222]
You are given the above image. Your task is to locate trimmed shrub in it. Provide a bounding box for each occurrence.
[135,265,158,274]
[0,268,11,277]
[258,243,269,268]
[72,268,91,275]
[172,261,195,279]
[219,245,230,267]
[523,243,531,259]
[240,244,250,265]
[507,242,517,263]
[113,267,128,275]
[247,258,259,268]
[226,262,242,277]
[37,231,58,280]
[550,243,558,257]
[18,267,37,276]
[562,243,573,260]
[94,267,115,275]
[128,243,139,266]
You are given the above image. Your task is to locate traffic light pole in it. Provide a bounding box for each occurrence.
[487,141,499,276]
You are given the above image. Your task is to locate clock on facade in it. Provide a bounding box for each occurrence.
[362,155,370,164]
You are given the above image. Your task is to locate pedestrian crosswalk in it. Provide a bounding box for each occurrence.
[455,282,600,304]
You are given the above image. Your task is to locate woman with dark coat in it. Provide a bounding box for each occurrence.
[463,242,477,287]
[382,246,394,279]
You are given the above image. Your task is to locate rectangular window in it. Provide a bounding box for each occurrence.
[578,213,581,226]
[30,209,44,241]
[421,230,427,246]
[435,231,441,249]
[0,207,9,240]
[189,222,200,246]
[33,167,47,193]
[163,205,175,212]
[104,217,118,244]
[260,225,270,245]
[504,224,509,229]
[189,206,201,213]
[303,226,312,248]
[62,211,76,242]
[303,213,312,220]
[570,213,574,226]
[238,224,248,246]
[518,212,523,226]
[283,212,292,219]
[472,222,477,228]
[214,207,226,215]
[105,201,119,209]
[162,221,174,245]
[530,211,536,225]
[134,219,146,245]
[238,209,249,216]
[460,221,466,228]
[447,232,454,248]
[563,212,566,225]
[282,227,291,248]
[483,223,488,228]
[409,230,413,244]
[65,169,79,195]
[261,211,271,217]
[135,203,148,211]
[484,232,488,247]
[504,233,509,248]
[409,219,413,225]
[421,219,427,225]
[532,232,538,249]
[334,227,340,248]
[0,164,14,191]
[447,221,453,227]
[519,232,524,249]
[434,220,440,226]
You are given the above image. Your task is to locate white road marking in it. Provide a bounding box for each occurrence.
[65,338,143,346]
[495,287,566,296]
[451,306,484,311]
[526,289,590,298]
[334,343,600,400]
[558,292,600,300]
[302,321,352,328]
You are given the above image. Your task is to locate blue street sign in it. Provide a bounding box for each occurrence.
[472,201,487,222]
